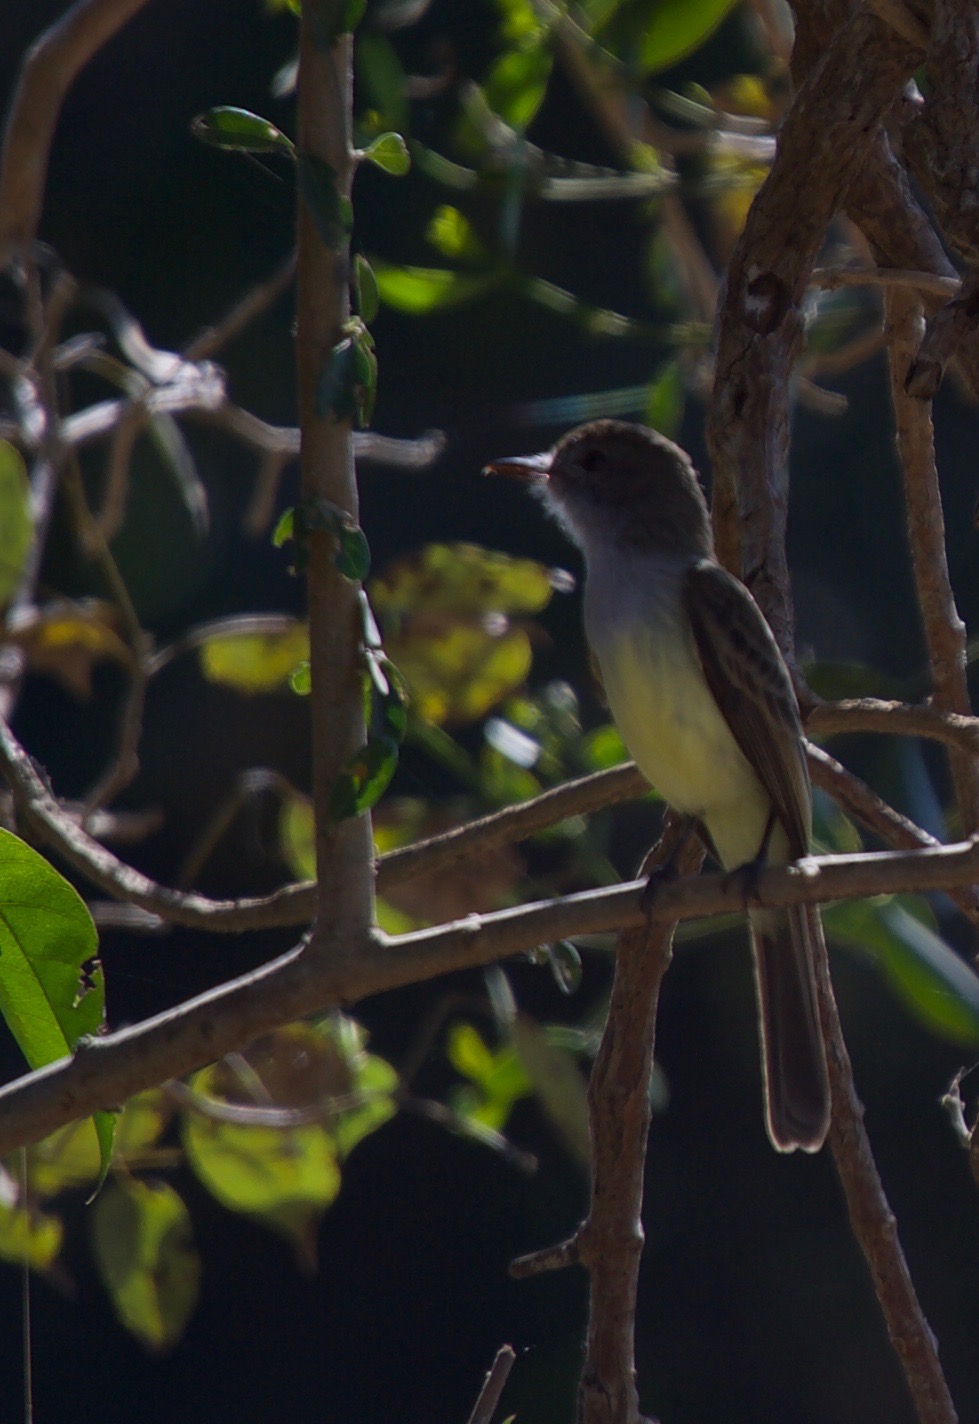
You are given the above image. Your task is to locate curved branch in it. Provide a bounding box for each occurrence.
[0,0,153,263]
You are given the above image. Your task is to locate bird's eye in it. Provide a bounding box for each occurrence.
[580,448,603,474]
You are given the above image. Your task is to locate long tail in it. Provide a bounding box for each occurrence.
[749,904,831,1153]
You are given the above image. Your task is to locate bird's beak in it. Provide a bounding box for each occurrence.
[482,452,552,481]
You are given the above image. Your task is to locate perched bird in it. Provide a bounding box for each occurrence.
[486,419,830,1152]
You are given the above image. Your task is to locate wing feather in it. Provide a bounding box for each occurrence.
[683,559,811,857]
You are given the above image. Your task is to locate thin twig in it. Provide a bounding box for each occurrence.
[811,265,960,299]
[885,288,979,836]
[807,743,979,922]
[464,1346,517,1424]
[183,251,297,361]
[813,929,958,1424]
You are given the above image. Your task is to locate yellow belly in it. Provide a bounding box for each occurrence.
[596,627,774,868]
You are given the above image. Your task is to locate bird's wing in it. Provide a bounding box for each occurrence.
[683,559,811,857]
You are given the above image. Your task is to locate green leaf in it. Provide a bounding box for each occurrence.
[353,255,380,322]
[362,131,411,176]
[350,329,378,428]
[329,1051,399,1159]
[191,106,295,155]
[447,1023,532,1133]
[92,1178,200,1352]
[298,154,353,250]
[329,735,399,819]
[356,34,409,132]
[0,440,32,609]
[825,898,979,1047]
[279,791,315,881]
[644,360,684,438]
[447,1022,498,1086]
[578,723,630,771]
[371,543,556,618]
[0,828,102,1072]
[0,1201,63,1271]
[198,621,310,693]
[636,0,739,73]
[336,519,371,581]
[369,655,409,743]
[483,44,553,130]
[425,205,488,264]
[317,336,358,421]
[370,260,501,314]
[89,1111,117,1200]
[183,1084,341,1218]
[272,507,295,547]
[297,497,371,580]
[333,0,367,37]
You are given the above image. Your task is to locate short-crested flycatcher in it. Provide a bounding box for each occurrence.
[486,418,830,1153]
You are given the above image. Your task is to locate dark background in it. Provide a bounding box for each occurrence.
[3,3,979,1423]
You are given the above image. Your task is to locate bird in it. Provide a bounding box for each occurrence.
[485,418,830,1153]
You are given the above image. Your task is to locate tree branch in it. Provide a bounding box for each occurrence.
[0,0,153,263]
[885,288,979,835]
[2,837,979,1155]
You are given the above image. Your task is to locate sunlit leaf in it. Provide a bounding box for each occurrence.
[0,829,102,1074]
[279,791,315,881]
[826,898,979,1047]
[447,1022,499,1086]
[483,44,553,130]
[447,1022,532,1132]
[329,1051,399,1159]
[370,260,501,314]
[191,106,294,155]
[0,441,32,609]
[578,724,631,771]
[0,1202,63,1271]
[371,543,555,618]
[272,507,295,547]
[198,621,310,693]
[4,599,131,700]
[183,1090,342,1219]
[329,735,399,819]
[426,206,489,264]
[27,1118,103,1196]
[92,1178,200,1351]
[395,622,532,726]
[601,0,740,73]
[362,131,411,176]
[290,660,311,696]
[497,0,546,43]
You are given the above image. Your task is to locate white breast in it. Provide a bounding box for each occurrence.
[582,549,773,868]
